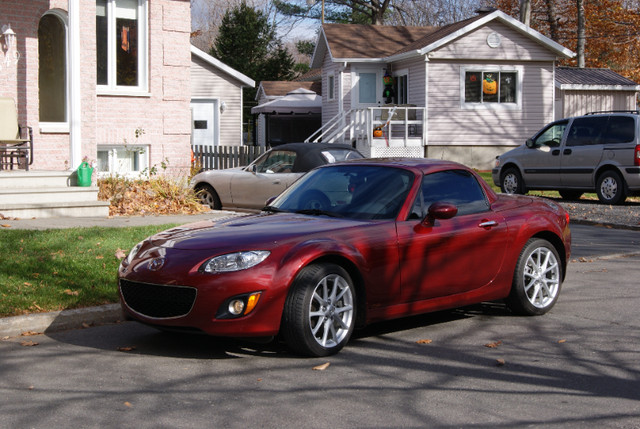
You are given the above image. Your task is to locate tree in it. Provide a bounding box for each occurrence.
[490,0,640,82]
[274,0,395,24]
[210,1,296,140]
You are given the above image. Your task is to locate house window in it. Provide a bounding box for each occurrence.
[394,72,408,104]
[96,0,148,93]
[328,74,335,100]
[358,72,377,104]
[97,145,149,176]
[463,70,519,106]
[38,12,68,125]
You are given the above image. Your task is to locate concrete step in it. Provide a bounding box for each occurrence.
[0,186,101,205]
[0,201,110,219]
[0,170,74,188]
[0,170,110,219]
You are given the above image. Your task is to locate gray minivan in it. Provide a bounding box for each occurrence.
[492,111,640,204]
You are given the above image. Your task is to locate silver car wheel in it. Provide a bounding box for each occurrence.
[522,246,560,309]
[308,273,354,348]
[599,176,618,200]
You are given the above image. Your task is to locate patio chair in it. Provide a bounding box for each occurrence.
[0,97,33,171]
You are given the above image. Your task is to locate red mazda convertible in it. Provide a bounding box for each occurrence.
[119,158,571,356]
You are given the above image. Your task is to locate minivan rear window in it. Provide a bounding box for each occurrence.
[603,116,635,144]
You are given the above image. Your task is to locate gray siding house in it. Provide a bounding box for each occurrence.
[191,46,255,147]
[309,8,575,169]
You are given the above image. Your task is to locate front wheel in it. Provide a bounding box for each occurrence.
[506,238,562,316]
[500,168,525,195]
[596,170,626,205]
[194,184,222,210]
[282,263,356,356]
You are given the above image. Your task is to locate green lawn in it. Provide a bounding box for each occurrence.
[0,224,178,317]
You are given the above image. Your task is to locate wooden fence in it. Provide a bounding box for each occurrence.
[192,145,266,171]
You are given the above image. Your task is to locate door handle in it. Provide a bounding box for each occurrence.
[273,180,281,184]
[478,220,498,228]
[552,149,560,156]
[563,149,572,155]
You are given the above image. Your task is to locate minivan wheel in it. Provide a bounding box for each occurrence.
[195,184,222,210]
[596,171,627,205]
[559,190,583,201]
[500,168,525,195]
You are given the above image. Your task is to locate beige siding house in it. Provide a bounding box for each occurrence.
[309,8,575,169]
[191,46,255,147]
[555,67,640,119]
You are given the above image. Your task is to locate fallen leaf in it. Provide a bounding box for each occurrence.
[416,339,433,344]
[23,282,32,287]
[496,359,506,366]
[21,331,41,337]
[1,224,11,228]
[115,249,127,260]
[77,236,84,240]
[20,340,39,347]
[485,341,503,348]
[124,402,132,408]
[82,322,91,329]
[63,289,79,296]
[313,362,331,371]
[117,346,136,352]
[28,386,34,390]
[558,339,567,343]
[95,255,104,260]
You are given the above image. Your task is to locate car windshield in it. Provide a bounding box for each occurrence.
[320,149,364,163]
[268,165,415,220]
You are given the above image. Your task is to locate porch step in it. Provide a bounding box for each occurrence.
[0,170,110,219]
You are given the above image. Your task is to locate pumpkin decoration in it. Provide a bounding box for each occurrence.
[373,127,383,138]
[483,74,497,95]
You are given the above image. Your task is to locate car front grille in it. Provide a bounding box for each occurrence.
[120,279,197,319]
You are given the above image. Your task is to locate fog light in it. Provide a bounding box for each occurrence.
[229,299,245,315]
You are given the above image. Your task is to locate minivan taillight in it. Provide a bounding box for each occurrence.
[635,144,640,166]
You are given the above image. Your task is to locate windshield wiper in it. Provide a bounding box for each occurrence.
[294,209,343,218]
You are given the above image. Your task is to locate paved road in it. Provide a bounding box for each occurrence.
[1,224,639,428]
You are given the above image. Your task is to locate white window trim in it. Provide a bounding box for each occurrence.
[96,0,149,96]
[327,73,335,101]
[96,144,150,178]
[459,65,523,110]
[39,9,70,132]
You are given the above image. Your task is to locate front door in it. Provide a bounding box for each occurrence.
[353,67,382,108]
[190,99,219,147]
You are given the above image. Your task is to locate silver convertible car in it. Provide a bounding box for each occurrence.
[191,142,363,210]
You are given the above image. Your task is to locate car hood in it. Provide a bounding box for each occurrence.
[149,213,369,251]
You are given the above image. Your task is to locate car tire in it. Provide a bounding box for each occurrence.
[194,184,222,210]
[282,263,356,357]
[596,170,627,205]
[506,238,562,316]
[300,190,330,211]
[500,168,525,195]
[559,190,583,201]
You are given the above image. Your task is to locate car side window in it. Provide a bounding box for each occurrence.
[532,121,568,148]
[603,116,635,144]
[412,170,489,218]
[255,150,297,173]
[566,116,609,147]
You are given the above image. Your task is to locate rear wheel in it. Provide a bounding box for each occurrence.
[500,168,525,195]
[506,238,562,316]
[596,170,626,205]
[282,263,356,357]
[195,184,222,210]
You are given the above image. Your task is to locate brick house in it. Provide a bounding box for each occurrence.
[0,0,192,176]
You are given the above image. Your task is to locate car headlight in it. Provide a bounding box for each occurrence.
[201,251,270,273]
[124,241,144,266]
[494,157,501,168]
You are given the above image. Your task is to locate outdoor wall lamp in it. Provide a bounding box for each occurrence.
[1,24,20,69]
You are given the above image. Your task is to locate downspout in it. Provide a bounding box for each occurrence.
[338,62,346,143]
[424,56,429,158]
[68,0,82,169]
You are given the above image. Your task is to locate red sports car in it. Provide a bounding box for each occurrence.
[119,158,571,356]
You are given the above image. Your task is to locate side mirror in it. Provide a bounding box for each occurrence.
[423,202,458,226]
[525,138,535,148]
[251,164,258,174]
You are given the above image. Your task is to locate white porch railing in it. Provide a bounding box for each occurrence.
[306,106,426,157]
